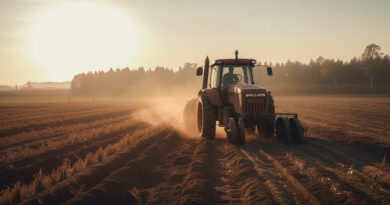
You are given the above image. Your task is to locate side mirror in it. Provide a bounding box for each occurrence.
[196,67,203,76]
[266,66,273,76]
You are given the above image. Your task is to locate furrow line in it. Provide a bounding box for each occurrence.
[240,149,297,205]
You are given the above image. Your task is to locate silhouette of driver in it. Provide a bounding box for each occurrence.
[222,67,238,86]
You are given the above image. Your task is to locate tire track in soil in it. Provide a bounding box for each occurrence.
[0,123,146,187]
[65,130,185,205]
[215,142,275,204]
[255,139,387,204]
[143,138,224,205]
[240,147,318,205]
[287,142,390,203]
[270,150,381,204]
[23,127,173,205]
[306,138,390,170]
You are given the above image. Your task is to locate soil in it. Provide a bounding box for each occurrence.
[0,96,389,204]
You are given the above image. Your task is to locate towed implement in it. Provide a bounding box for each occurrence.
[184,51,303,145]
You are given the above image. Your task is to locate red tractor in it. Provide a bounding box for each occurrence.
[184,51,303,145]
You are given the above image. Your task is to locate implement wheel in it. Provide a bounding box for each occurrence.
[289,117,303,143]
[276,117,291,144]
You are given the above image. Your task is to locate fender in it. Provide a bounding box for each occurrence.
[199,88,222,106]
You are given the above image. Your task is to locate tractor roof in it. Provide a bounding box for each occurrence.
[211,58,256,67]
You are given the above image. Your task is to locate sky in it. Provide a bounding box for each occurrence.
[0,0,389,85]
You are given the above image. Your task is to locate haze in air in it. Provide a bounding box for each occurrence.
[0,1,390,204]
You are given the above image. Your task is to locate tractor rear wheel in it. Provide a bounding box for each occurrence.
[258,95,276,138]
[197,93,217,139]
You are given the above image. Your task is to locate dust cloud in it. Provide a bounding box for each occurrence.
[130,94,228,139]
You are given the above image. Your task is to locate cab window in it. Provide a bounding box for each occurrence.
[209,66,219,88]
[221,66,252,88]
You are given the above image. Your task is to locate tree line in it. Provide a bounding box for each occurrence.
[71,44,390,96]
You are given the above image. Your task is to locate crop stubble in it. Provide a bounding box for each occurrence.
[0,97,389,204]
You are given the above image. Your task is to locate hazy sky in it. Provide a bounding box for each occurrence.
[1,0,389,84]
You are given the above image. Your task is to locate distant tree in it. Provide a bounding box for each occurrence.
[70,45,390,97]
[361,43,383,88]
[315,56,326,64]
[362,44,382,60]
[321,60,338,87]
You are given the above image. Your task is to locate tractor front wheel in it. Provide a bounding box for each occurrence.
[227,117,245,146]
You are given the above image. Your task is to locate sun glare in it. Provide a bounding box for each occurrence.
[28,2,138,80]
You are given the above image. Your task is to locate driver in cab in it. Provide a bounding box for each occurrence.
[222,67,239,86]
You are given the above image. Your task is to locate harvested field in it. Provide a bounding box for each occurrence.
[0,97,389,204]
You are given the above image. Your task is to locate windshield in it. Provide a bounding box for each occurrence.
[221,65,253,88]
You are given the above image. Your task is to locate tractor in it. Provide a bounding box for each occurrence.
[183,51,303,145]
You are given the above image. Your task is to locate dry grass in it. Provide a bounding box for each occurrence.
[0,126,160,204]
[0,102,142,204]
[0,97,389,204]
[0,117,137,164]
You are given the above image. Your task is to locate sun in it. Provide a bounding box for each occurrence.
[28,2,138,80]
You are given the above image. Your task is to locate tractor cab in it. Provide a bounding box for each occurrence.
[210,59,256,90]
[196,51,273,90]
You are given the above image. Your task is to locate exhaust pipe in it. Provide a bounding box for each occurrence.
[202,56,209,89]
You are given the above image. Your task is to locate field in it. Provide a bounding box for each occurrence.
[0,97,389,204]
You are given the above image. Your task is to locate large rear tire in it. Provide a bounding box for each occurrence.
[257,95,276,138]
[197,93,217,139]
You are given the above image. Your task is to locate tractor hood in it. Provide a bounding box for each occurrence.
[226,83,268,116]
